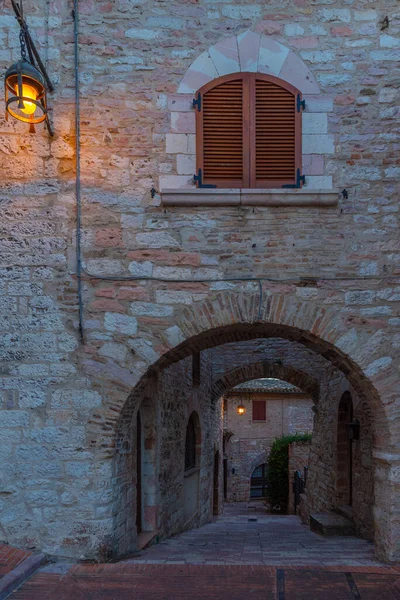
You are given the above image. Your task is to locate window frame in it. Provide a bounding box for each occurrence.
[252,399,267,422]
[195,72,302,189]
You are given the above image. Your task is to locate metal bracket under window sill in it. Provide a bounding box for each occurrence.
[161,188,340,207]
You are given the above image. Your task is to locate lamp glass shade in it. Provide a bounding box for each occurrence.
[5,60,47,125]
[16,82,38,115]
[237,404,246,416]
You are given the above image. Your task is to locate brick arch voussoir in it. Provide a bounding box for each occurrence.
[211,361,320,404]
[177,30,320,95]
[172,292,346,358]
[176,291,261,344]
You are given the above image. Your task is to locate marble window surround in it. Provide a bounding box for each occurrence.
[161,31,336,205]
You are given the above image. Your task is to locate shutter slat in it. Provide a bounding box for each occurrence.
[196,73,301,189]
[201,77,244,185]
[255,78,297,186]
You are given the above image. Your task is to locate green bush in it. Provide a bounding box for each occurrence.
[266,433,312,513]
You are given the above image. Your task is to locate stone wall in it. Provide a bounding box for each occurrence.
[301,381,375,542]
[288,441,311,514]
[352,399,374,541]
[113,350,221,557]
[0,0,399,561]
[224,390,313,502]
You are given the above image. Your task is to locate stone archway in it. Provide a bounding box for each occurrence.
[111,290,397,562]
[211,361,320,404]
[156,291,392,446]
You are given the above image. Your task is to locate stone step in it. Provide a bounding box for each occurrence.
[310,513,356,537]
[336,505,353,521]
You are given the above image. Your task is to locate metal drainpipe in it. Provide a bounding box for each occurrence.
[73,0,84,341]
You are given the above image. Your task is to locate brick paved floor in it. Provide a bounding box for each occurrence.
[10,505,400,599]
[0,543,31,579]
[11,564,400,599]
[129,503,384,566]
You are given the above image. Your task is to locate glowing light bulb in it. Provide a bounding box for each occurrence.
[17,83,37,115]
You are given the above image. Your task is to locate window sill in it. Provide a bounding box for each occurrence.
[161,188,339,207]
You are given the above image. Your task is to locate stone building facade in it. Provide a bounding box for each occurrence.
[223,378,313,502]
[0,0,399,563]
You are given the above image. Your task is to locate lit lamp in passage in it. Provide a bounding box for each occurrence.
[4,0,53,134]
[236,404,246,416]
[5,60,48,132]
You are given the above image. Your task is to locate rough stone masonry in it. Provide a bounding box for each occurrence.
[0,0,399,562]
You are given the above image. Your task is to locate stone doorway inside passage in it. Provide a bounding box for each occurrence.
[113,320,390,563]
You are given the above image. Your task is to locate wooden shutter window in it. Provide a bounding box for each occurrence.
[254,78,298,188]
[252,400,266,422]
[196,73,301,189]
[198,76,245,188]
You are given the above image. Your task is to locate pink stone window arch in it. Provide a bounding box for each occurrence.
[162,31,334,192]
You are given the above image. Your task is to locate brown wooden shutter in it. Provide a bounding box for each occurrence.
[252,400,266,421]
[196,73,301,189]
[252,76,300,188]
[196,74,246,188]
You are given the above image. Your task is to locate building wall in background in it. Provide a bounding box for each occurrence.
[224,390,313,502]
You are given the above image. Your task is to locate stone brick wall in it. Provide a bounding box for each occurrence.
[224,391,313,502]
[113,350,221,556]
[302,381,375,542]
[352,399,374,541]
[0,0,399,562]
[288,441,311,514]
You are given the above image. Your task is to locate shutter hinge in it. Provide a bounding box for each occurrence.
[282,168,306,189]
[297,94,306,112]
[193,92,201,111]
[193,168,217,188]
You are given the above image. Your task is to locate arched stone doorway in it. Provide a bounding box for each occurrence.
[334,390,374,542]
[250,463,268,499]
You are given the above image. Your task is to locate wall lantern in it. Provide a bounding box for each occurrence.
[237,404,246,416]
[4,0,54,135]
[347,418,360,441]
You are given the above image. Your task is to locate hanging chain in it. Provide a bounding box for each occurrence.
[18,0,29,61]
[19,26,27,60]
